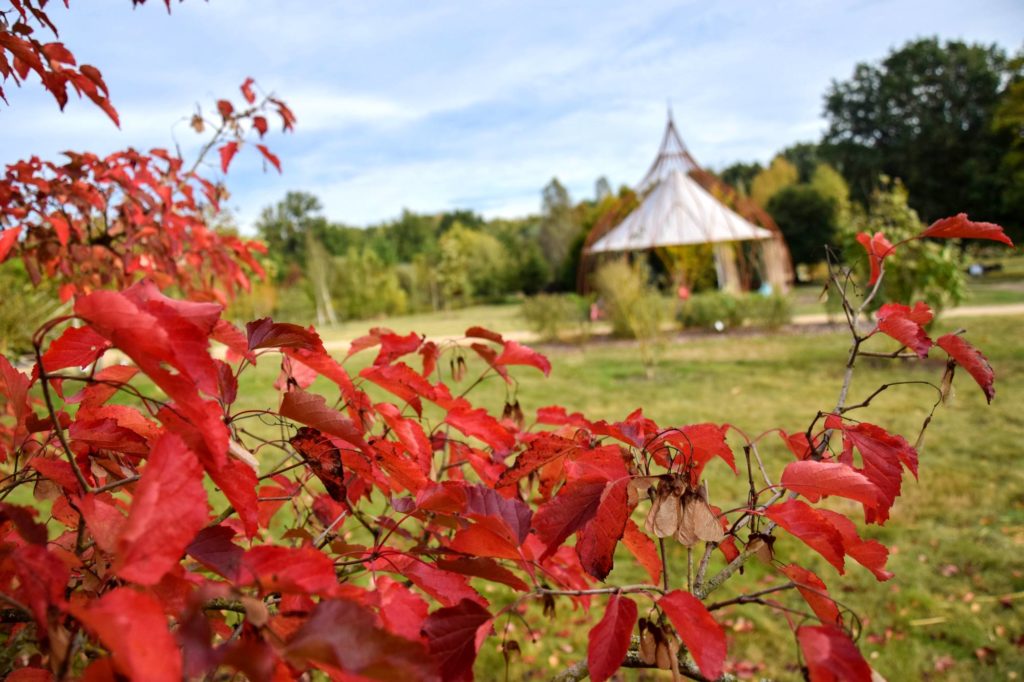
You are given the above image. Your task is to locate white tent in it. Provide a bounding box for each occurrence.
[582,114,792,293]
[589,169,775,252]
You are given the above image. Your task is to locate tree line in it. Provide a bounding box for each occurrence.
[243,179,633,324]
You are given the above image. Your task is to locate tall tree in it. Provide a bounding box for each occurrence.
[256,191,338,325]
[750,156,798,209]
[538,178,580,277]
[780,142,824,183]
[822,38,1020,229]
[719,161,763,196]
[992,54,1024,228]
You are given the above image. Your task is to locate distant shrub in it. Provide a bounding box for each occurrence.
[740,294,793,329]
[520,293,590,342]
[679,292,792,331]
[678,291,743,330]
[592,260,665,376]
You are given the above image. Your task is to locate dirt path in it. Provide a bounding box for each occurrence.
[322,302,1024,351]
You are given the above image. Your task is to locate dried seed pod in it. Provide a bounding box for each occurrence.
[748,532,776,564]
[628,476,658,508]
[646,489,682,538]
[677,491,726,546]
[638,618,657,665]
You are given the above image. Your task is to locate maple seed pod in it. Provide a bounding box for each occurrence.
[747,532,776,564]
[638,618,657,665]
[645,488,681,538]
[676,491,726,547]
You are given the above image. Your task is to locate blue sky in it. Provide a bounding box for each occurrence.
[3,0,1022,230]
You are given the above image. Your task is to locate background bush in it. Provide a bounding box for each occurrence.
[679,291,793,331]
[520,293,591,342]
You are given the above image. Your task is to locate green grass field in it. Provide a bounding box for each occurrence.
[230,306,1024,680]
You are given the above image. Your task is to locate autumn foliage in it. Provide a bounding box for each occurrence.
[0,3,1018,681]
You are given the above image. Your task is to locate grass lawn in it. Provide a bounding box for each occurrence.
[220,307,1024,680]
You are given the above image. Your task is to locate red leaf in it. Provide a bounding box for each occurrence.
[796,625,872,682]
[855,231,894,285]
[216,99,234,119]
[1,353,33,443]
[651,422,737,486]
[370,576,429,642]
[12,544,68,628]
[875,303,932,358]
[919,213,1014,247]
[376,330,424,366]
[833,421,917,524]
[780,564,842,626]
[207,457,259,538]
[587,594,638,682]
[659,590,727,681]
[186,525,243,580]
[115,433,208,585]
[494,340,551,376]
[284,346,359,403]
[0,225,22,263]
[252,115,268,137]
[218,141,239,173]
[497,432,576,488]
[532,478,607,558]
[450,523,521,560]
[622,518,662,586]
[49,213,70,246]
[780,460,883,513]
[765,499,845,573]
[72,588,182,682]
[255,144,281,173]
[40,325,110,371]
[290,426,348,502]
[461,484,533,546]
[371,554,484,607]
[422,599,493,682]
[280,389,366,449]
[239,546,338,596]
[246,317,323,352]
[937,333,995,403]
[360,362,436,415]
[445,406,516,453]
[6,668,53,682]
[816,509,893,581]
[376,402,432,475]
[780,429,815,460]
[240,77,256,104]
[271,96,296,131]
[435,556,529,592]
[577,479,630,580]
[465,326,503,343]
[286,599,435,679]
[0,502,48,545]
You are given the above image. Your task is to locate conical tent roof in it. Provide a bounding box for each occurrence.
[589,168,774,253]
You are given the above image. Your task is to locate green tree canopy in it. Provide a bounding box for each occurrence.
[767,185,839,268]
[750,156,798,208]
[823,38,1021,232]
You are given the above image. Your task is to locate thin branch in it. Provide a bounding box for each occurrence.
[706,582,796,611]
